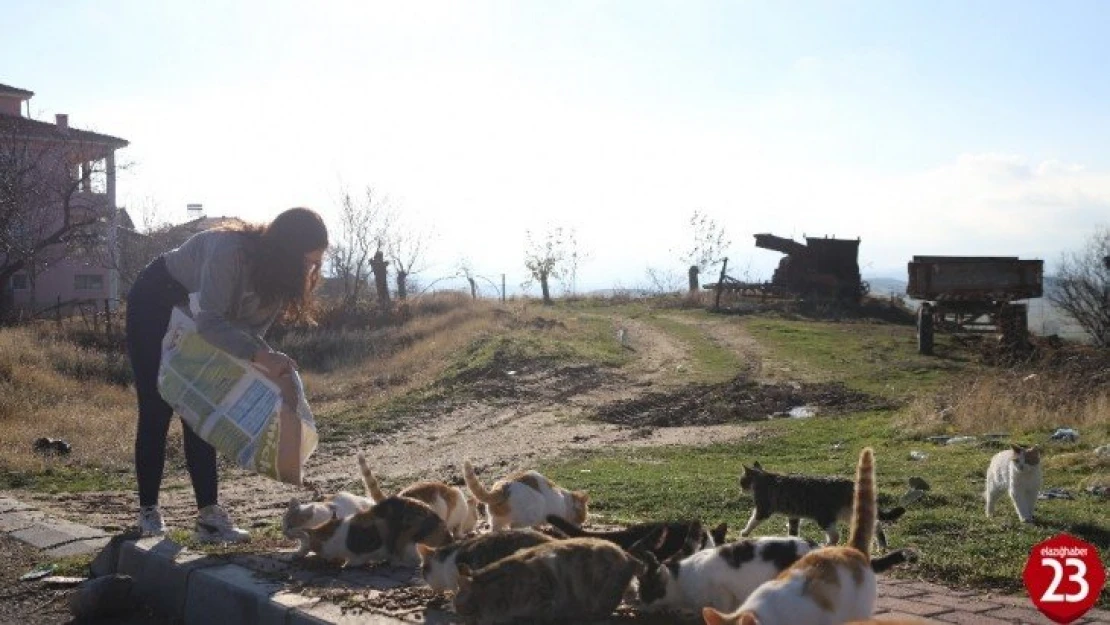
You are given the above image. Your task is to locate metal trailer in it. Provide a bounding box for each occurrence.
[906,256,1043,355]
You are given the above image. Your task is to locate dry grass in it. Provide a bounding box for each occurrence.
[0,326,137,478]
[0,293,503,482]
[278,294,505,422]
[898,368,1110,438]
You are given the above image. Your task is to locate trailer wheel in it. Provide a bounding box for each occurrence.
[918,303,934,355]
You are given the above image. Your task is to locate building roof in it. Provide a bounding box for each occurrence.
[0,83,34,98]
[0,112,128,148]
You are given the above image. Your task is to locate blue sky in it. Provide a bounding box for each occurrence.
[3,1,1108,293]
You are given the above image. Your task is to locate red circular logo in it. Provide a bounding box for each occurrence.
[1023,533,1106,624]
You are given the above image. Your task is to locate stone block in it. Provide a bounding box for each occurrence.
[183,563,288,625]
[44,536,111,558]
[117,537,219,619]
[0,496,35,514]
[0,510,45,532]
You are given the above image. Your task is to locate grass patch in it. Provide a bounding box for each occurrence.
[542,412,1109,605]
[743,318,973,397]
[647,315,742,382]
[0,464,134,493]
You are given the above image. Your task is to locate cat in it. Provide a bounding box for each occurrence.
[463,460,588,530]
[285,495,452,567]
[546,514,728,561]
[738,461,905,548]
[358,452,479,538]
[282,491,374,556]
[985,444,1043,523]
[453,536,647,624]
[635,526,817,613]
[417,528,554,592]
[704,447,881,625]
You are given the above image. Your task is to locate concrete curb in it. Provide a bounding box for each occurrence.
[112,537,410,624]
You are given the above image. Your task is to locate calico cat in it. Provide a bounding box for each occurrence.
[417,528,554,592]
[985,444,1043,523]
[463,460,588,530]
[282,491,374,556]
[636,527,816,613]
[738,461,905,548]
[705,448,881,625]
[358,453,480,538]
[286,495,452,567]
[546,514,728,561]
[453,536,647,624]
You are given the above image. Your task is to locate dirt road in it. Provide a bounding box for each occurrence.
[19,312,764,534]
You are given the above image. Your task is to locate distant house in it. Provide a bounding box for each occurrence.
[0,81,129,316]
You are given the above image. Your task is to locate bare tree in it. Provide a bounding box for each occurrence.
[328,186,393,308]
[557,227,590,296]
[643,266,684,294]
[1,133,122,317]
[523,226,570,305]
[387,220,432,301]
[680,209,731,292]
[1048,226,1110,347]
[456,257,479,299]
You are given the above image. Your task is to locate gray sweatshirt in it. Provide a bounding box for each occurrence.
[163,229,281,359]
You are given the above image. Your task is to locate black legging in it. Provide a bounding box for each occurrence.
[125,256,218,509]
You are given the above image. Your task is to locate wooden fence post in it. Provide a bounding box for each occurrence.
[713,258,729,312]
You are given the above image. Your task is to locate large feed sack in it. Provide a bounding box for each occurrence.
[156,304,317,485]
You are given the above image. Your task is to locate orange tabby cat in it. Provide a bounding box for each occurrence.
[463,460,588,530]
[358,453,478,537]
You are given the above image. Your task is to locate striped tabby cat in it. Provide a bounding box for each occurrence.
[738,461,904,548]
[417,528,554,592]
[453,536,646,624]
[706,448,882,625]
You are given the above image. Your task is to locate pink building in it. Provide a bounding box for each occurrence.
[0,82,129,317]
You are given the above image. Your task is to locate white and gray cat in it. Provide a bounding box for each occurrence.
[985,444,1043,523]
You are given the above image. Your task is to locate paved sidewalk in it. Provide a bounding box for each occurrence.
[2,494,1107,624]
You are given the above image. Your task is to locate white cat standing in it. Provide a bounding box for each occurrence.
[985,444,1043,523]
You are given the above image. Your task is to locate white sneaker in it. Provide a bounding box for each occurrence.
[195,504,250,543]
[137,505,166,537]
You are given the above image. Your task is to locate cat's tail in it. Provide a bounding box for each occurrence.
[357,452,387,502]
[463,461,506,506]
[847,447,877,559]
[545,514,588,537]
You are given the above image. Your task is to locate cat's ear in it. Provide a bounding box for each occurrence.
[1011,443,1026,454]
[739,613,760,625]
[753,461,762,470]
[702,607,728,625]
[710,522,728,545]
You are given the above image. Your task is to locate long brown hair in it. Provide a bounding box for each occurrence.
[222,207,329,323]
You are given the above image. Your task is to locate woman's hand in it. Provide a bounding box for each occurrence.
[251,349,297,376]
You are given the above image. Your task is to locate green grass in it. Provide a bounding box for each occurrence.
[648,315,743,382]
[743,318,974,397]
[441,312,632,382]
[542,412,1109,605]
[0,464,133,493]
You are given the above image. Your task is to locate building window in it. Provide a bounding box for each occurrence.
[11,274,29,290]
[74,274,104,291]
